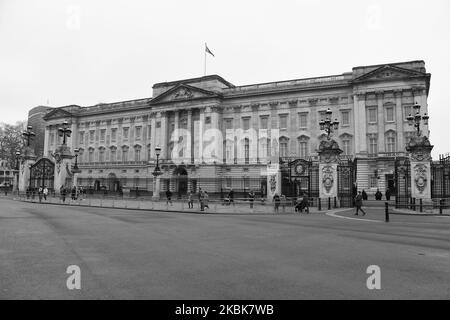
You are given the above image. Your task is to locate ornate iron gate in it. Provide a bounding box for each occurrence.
[285,159,319,199]
[394,157,411,208]
[431,155,450,200]
[337,159,356,207]
[29,158,55,191]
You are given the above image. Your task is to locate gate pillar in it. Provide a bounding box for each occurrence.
[18,146,37,192]
[406,135,433,200]
[266,163,282,201]
[318,139,342,200]
[53,145,74,194]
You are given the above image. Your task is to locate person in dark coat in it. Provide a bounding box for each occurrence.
[228,189,234,206]
[354,191,366,216]
[375,189,382,200]
[361,189,368,201]
[248,190,255,209]
[273,193,281,213]
[166,189,173,205]
[385,189,391,201]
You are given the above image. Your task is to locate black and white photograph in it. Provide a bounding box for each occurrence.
[0,0,449,311]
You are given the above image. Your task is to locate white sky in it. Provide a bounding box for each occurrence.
[0,0,449,158]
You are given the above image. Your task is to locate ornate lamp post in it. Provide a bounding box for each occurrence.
[58,120,72,145]
[152,146,162,200]
[22,125,36,147]
[319,108,339,140]
[407,102,429,136]
[15,151,21,193]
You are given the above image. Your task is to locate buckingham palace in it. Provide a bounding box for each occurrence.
[30,60,431,198]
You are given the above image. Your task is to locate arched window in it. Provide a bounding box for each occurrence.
[78,148,84,163]
[340,134,353,156]
[297,135,309,158]
[279,137,289,158]
[259,138,271,159]
[88,148,94,163]
[225,139,234,162]
[134,145,142,162]
[99,147,105,162]
[122,146,129,162]
[244,138,250,164]
[110,146,117,162]
[385,131,397,153]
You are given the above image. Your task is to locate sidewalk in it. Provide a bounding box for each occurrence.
[8,194,325,215]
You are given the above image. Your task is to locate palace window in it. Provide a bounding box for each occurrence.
[110,147,117,162]
[260,138,270,159]
[122,147,129,162]
[242,118,250,130]
[135,146,141,162]
[260,117,268,129]
[299,113,308,129]
[279,114,288,130]
[368,107,377,124]
[368,135,378,155]
[135,127,142,140]
[50,133,55,146]
[147,125,152,139]
[386,106,395,122]
[88,149,94,163]
[99,148,105,162]
[100,129,106,143]
[225,140,233,162]
[79,132,84,145]
[123,127,129,140]
[297,138,309,158]
[369,175,378,188]
[403,105,414,120]
[89,130,95,143]
[341,111,350,126]
[225,119,233,130]
[111,128,117,142]
[279,137,289,157]
[386,131,397,153]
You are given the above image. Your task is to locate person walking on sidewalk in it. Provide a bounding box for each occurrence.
[248,190,255,209]
[38,186,43,203]
[187,191,194,209]
[228,188,234,206]
[60,186,67,203]
[354,191,366,216]
[166,189,173,206]
[273,193,281,213]
[203,191,210,210]
[199,190,205,212]
[43,186,48,201]
[301,193,310,214]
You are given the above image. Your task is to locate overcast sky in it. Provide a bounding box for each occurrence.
[1,0,449,158]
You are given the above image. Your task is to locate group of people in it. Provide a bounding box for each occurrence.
[272,193,310,213]
[358,188,392,201]
[59,185,86,202]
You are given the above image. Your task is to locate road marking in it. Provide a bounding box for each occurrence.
[326,211,382,223]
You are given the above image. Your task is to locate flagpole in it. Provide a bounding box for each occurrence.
[204,42,207,76]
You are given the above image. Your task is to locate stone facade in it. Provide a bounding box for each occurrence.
[32,60,431,196]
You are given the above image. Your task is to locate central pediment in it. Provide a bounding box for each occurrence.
[43,108,74,121]
[150,84,222,105]
[353,65,427,83]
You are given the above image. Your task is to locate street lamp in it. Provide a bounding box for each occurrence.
[58,120,72,145]
[407,102,429,136]
[319,108,339,140]
[22,125,36,147]
[73,148,80,171]
[152,146,162,177]
[15,151,21,193]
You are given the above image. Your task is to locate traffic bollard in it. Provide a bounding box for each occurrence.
[385,202,389,222]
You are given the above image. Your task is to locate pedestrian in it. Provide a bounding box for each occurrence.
[362,189,368,201]
[43,186,48,201]
[166,189,172,205]
[354,191,366,216]
[295,194,303,212]
[199,190,205,211]
[38,186,43,203]
[280,194,287,213]
[273,193,281,213]
[385,189,391,201]
[301,193,310,214]
[248,190,255,209]
[203,191,209,210]
[375,188,382,201]
[60,186,66,203]
[228,188,234,206]
[187,191,194,209]
[71,186,77,200]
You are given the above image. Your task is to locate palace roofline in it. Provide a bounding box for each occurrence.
[40,60,430,119]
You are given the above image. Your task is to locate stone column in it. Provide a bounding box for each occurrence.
[43,126,50,158]
[199,108,205,163]
[394,90,404,151]
[150,114,156,159]
[376,91,385,153]
[318,139,343,200]
[18,147,37,192]
[160,111,168,159]
[406,135,433,201]
[53,144,74,194]
[354,93,367,155]
[187,109,193,164]
[152,174,161,200]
